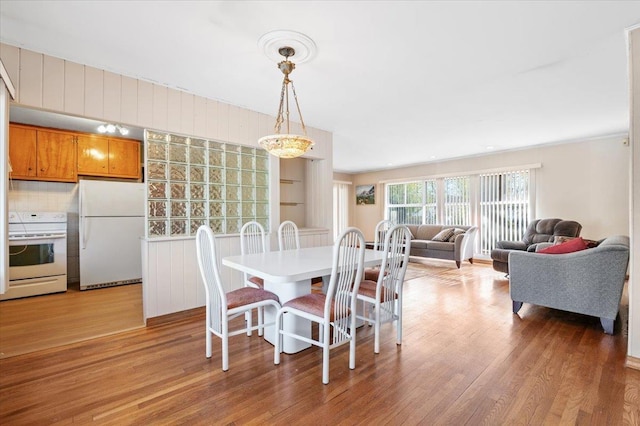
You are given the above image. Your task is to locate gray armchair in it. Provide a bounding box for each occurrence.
[509,235,629,334]
[491,218,582,274]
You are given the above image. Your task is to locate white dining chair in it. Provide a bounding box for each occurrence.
[240,221,267,289]
[278,220,300,251]
[240,221,267,335]
[356,224,412,354]
[195,225,281,371]
[274,227,366,384]
[278,220,324,291]
[364,219,394,282]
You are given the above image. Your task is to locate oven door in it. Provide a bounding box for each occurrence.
[8,234,67,281]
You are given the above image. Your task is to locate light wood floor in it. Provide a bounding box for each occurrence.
[0,282,144,358]
[1,261,639,424]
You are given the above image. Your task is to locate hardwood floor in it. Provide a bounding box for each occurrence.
[1,261,639,424]
[0,282,144,358]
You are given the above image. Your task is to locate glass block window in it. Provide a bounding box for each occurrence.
[145,130,270,238]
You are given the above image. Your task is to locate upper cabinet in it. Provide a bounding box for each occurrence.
[9,123,77,182]
[8,124,37,178]
[9,123,141,183]
[77,136,140,179]
[76,134,108,175]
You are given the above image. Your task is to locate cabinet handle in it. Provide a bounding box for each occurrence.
[40,168,45,172]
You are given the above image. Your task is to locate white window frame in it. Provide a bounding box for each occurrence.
[383,164,539,258]
[479,169,533,256]
[385,181,425,225]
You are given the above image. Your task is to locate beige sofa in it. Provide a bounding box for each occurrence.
[405,225,478,268]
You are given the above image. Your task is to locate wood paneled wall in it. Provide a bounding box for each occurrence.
[0,44,332,159]
[0,43,334,320]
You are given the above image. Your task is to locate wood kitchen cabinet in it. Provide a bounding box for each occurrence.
[77,136,140,179]
[9,124,77,182]
[8,125,37,178]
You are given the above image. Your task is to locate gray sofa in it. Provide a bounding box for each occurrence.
[491,218,583,274]
[509,235,630,334]
[405,225,478,268]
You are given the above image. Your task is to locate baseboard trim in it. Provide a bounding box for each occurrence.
[626,355,640,370]
[146,307,204,327]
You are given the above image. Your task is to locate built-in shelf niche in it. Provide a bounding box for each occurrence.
[280,157,306,227]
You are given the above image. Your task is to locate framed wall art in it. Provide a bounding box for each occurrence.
[356,184,375,205]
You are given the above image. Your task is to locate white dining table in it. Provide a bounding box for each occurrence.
[222,245,386,354]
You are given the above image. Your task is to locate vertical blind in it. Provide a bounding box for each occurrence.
[333,182,350,241]
[479,170,529,255]
[443,176,470,226]
[425,179,437,224]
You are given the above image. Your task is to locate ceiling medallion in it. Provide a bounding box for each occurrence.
[258,30,317,64]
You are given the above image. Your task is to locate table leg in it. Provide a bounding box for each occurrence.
[264,278,312,354]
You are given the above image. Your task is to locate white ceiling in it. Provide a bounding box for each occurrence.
[2,1,640,173]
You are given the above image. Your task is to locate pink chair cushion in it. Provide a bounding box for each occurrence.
[248,276,264,288]
[363,268,391,282]
[358,279,397,302]
[364,268,381,281]
[284,293,347,321]
[227,287,279,309]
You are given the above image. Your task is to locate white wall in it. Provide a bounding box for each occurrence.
[628,26,640,361]
[0,43,334,320]
[350,136,629,242]
[0,59,16,293]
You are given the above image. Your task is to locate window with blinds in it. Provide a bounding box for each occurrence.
[479,170,530,255]
[443,176,470,226]
[386,181,424,224]
[425,180,437,224]
[333,182,350,241]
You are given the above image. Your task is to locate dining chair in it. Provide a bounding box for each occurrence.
[240,221,268,335]
[278,220,325,292]
[356,224,412,354]
[364,219,394,281]
[240,221,267,289]
[274,227,366,384]
[195,225,281,371]
[278,220,300,251]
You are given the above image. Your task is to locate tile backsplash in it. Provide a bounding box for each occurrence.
[8,180,80,283]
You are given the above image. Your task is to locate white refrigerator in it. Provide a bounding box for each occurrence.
[79,180,145,290]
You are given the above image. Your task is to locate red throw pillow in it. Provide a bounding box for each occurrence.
[538,237,588,254]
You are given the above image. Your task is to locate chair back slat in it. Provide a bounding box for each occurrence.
[377,225,412,322]
[241,221,266,255]
[278,220,300,251]
[373,220,394,251]
[240,221,267,286]
[196,225,226,333]
[325,227,365,345]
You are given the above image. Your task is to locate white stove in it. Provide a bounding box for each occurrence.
[4,212,68,300]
